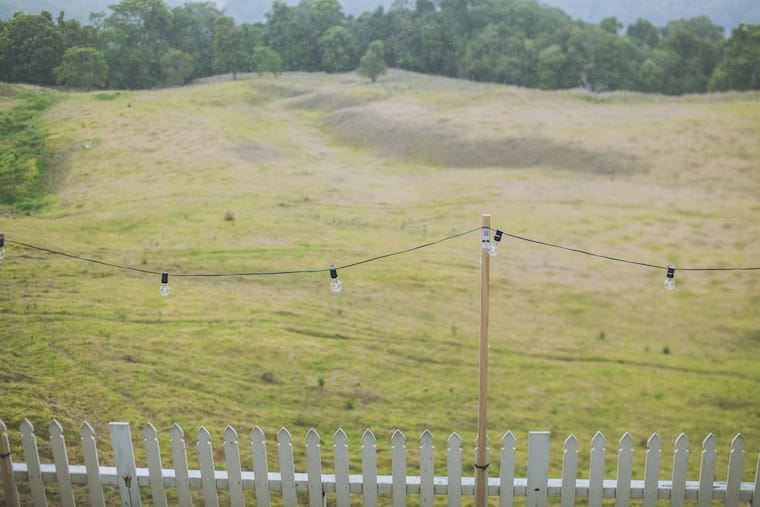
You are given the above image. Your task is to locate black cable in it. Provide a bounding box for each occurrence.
[501,231,760,271]
[5,226,759,277]
[4,227,482,277]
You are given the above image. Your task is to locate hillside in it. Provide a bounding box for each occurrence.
[1,70,759,503]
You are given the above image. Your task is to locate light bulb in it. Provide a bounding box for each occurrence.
[160,272,170,296]
[487,229,503,257]
[0,233,4,260]
[664,265,676,291]
[329,265,342,293]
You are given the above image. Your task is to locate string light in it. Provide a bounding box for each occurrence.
[664,265,676,291]
[329,265,342,293]
[1,228,758,296]
[160,272,170,296]
[487,229,503,257]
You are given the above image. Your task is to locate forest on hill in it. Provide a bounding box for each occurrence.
[0,0,759,94]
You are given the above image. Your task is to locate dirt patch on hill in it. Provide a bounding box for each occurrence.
[323,105,643,174]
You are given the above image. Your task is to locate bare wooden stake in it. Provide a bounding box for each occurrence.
[476,213,491,507]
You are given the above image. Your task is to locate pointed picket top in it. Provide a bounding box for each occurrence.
[306,427,320,445]
[565,434,579,452]
[81,421,96,439]
[502,430,516,448]
[702,433,717,452]
[278,426,292,444]
[334,428,348,446]
[448,432,462,449]
[143,422,158,440]
[392,428,406,445]
[170,422,184,440]
[730,433,744,451]
[251,425,266,442]
[20,418,34,435]
[647,433,661,451]
[592,431,605,448]
[420,429,434,447]
[224,425,238,444]
[49,419,64,437]
[675,433,689,451]
[620,433,633,449]
[362,428,376,445]
[197,425,211,444]
[0,420,5,432]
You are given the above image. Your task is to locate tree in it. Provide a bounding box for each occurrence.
[599,16,622,34]
[709,24,760,91]
[0,11,62,85]
[626,18,660,48]
[54,47,107,89]
[319,25,357,72]
[252,46,282,76]
[160,48,194,86]
[100,0,173,89]
[169,2,223,78]
[661,16,724,93]
[357,40,386,82]
[213,16,247,78]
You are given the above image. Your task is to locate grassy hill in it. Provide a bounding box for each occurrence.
[1,70,759,503]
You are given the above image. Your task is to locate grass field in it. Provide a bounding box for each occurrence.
[1,70,759,504]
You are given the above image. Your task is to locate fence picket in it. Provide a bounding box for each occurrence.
[80,422,105,507]
[334,429,350,507]
[21,419,47,507]
[615,433,633,507]
[527,432,550,507]
[110,422,141,507]
[392,429,407,507]
[50,420,76,507]
[754,452,760,507]
[170,423,192,506]
[251,426,271,507]
[223,425,244,507]
[698,433,716,507]
[560,435,578,507]
[589,432,605,507]
[362,429,378,507]
[726,434,745,507]
[671,433,689,507]
[278,427,297,507]
[643,433,662,507]
[197,426,219,507]
[306,428,323,507]
[499,431,515,507]
[0,420,21,507]
[420,430,434,507]
[143,423,168,507]
[447,432,462,507]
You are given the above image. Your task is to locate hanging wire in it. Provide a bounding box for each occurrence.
[501,232,760,271]
[4,225,759,278]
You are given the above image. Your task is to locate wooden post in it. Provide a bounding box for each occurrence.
[0,420,21,507]
[476,213,491,507]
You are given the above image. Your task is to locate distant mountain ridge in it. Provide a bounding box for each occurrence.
[2,0,759,29]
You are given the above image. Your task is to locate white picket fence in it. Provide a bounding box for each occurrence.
[1,419,758,507]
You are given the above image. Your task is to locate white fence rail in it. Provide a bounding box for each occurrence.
[1,419,758,506]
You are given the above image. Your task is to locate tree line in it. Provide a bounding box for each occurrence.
[0,0,758,93]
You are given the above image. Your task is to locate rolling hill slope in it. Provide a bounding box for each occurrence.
[1,70,759,503]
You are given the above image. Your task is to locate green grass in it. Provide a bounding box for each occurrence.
[0,90,61,212]
[0,71,759,504]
